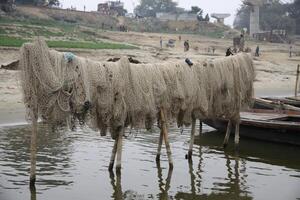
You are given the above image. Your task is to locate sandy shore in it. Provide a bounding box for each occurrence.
[0,31,299,125]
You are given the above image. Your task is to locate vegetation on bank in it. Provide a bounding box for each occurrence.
[234,0,300,35]
[0,36,138,49]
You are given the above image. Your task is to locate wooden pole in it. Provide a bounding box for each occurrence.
[186,117,196,160]
[160,108,173,169]
[30,118,38,187]
[156,127,163,162]
[199,120,202,135]
[108,137,118,171]
[30,184,36,200]
[234,120,240,151]
[295,64,300,97]
[116,129,123,174]
[109,170,122,200]
[223,120,232,148]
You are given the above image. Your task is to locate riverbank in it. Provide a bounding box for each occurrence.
[0,31,299,125]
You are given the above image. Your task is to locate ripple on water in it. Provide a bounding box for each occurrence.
[0,123,300,200]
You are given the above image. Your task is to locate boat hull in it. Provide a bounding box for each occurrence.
[204,118,300,146]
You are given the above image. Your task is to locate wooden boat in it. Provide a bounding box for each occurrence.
[258,96,300,108]
[253,98,300,112]
[203,109,300,146]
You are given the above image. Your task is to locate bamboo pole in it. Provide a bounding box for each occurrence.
[234,121,240,151]
[30,118,38,187]
[156,127,163,162]
[116,129,123,174]
[186,118,196,160]
[30,184,36,200]
[223,120,232,148]
[295,64,300,97]
[160,108,173,169]
[199,120,202,135]
[108,137,118,171]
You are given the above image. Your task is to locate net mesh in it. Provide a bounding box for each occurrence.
[19,38,255,137]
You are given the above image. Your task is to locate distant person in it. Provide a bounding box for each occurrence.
[179,35,181,41]
[255,45,260,57]
[239,34,245,52]
[159,37,162,49]
[184,40,190,52]
[226,48,233,57]
[212,46,216,54]
[84,5,86,12]
[289,45,293,58]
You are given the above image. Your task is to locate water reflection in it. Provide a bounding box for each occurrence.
[108,161,173,200]
[156,161,172,200]
[175,146,252,200]
[0,124,74,191]
[30,185,36,200]
[196,130,300,170]
[109,171,122,200]
[0,124,299,200]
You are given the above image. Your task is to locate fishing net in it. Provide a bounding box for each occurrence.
[19,38,255,137]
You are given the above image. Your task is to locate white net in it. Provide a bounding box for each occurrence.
[19,38,255,137]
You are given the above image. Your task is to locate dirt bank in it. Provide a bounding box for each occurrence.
[0,31,299,125]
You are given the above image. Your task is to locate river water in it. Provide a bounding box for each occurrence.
[0,122,299,200]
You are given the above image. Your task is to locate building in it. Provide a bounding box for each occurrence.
[177,13,197,21]
[97,1,125,16]
[156,12,197,22]
[253,29,288,43]
[211,13,230,24]
[156,12,177,21]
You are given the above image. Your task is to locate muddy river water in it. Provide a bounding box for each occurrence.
[0,122,299,200]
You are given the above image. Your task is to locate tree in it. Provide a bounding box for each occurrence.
[15,0,60,6]
[233,5,250,31]
[234,1,296,34]
[189,6,204,21]
[48,0,60,6]
[190,6,201,14]
[288,0,300,34]
[15,0,35,4]
[134,0,178,17]
[204,13,210,21]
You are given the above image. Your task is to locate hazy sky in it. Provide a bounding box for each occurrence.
[60,0,244,26]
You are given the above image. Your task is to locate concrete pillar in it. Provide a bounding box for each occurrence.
[250,5,260,37]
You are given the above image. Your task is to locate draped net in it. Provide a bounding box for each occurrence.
[19,38,255,138]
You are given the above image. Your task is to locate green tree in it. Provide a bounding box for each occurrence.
[234,1,296,34]
[48,0,60,6]
[260,2,295,33]
[15,0,35,4]
[288,0,300,34]
[134,0,178,17]
[15,0,59,6]
[204,13,210,21]
[190,6,201,14]
[190,6,204,21]
[233,5,250,31]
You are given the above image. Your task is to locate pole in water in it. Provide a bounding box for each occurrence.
[30,118,38,187]
[186,118,196,160]
[223,120,232,149]
[295,64,300,97]
[199,120,202,135]
[234,121,240,152]
[116,128,123,174]
[160,108,174,169]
